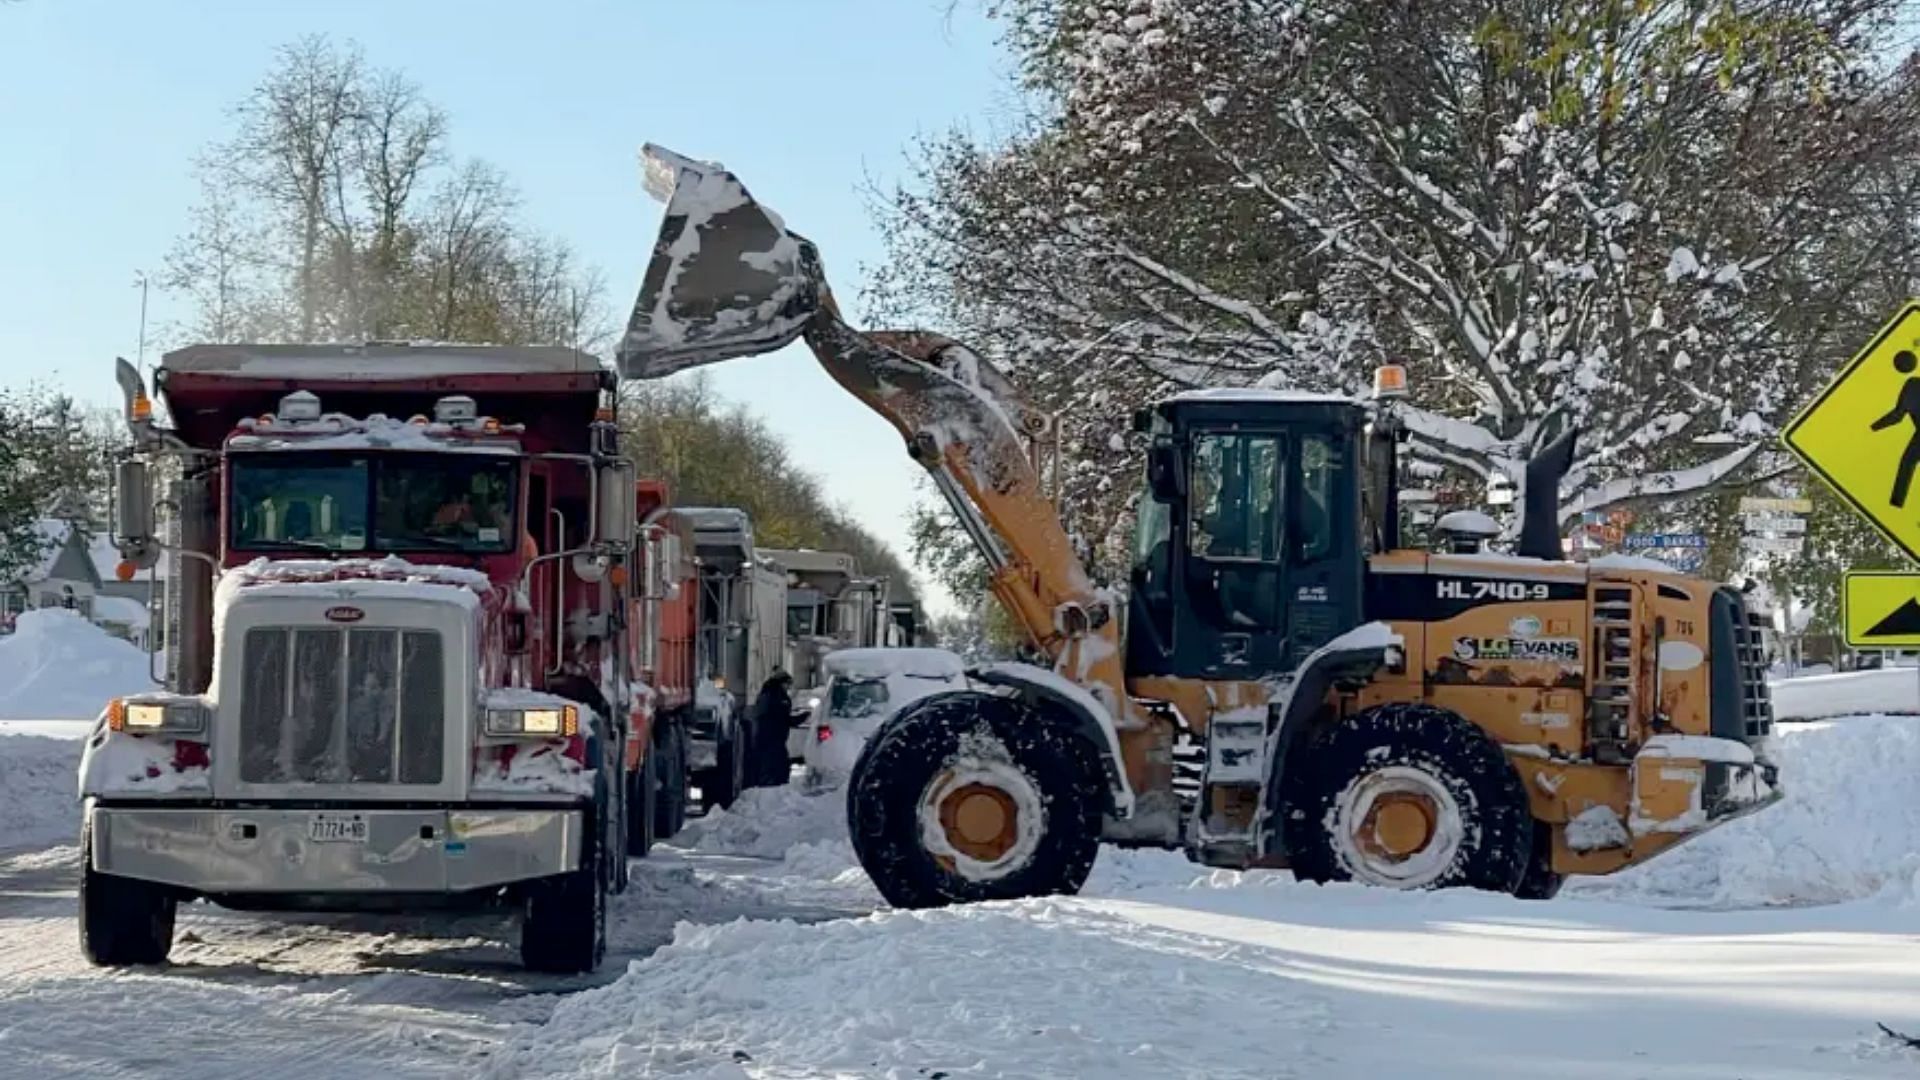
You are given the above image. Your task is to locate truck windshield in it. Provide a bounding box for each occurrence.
[230,452,519,555]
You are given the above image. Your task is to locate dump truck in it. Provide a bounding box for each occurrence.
[79,343,699,973]
[613,145,1780,907]
[678,507,788,805]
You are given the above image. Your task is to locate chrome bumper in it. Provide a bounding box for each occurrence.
[86,802,583,894]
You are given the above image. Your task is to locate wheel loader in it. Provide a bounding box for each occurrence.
[615,145,1780,905]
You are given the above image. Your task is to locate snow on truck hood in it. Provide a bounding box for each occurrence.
[216,556,492,613]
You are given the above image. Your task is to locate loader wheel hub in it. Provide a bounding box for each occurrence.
[918,756,1044,883]
[1331,766,1466,889]
[941,783,1019,861]
[1366,795,1436,858]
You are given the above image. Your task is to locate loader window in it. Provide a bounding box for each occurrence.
[1189,433,1284,561]
[1298,434,1335,563]
[1186,431,1286,632]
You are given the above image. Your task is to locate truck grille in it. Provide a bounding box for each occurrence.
[239,627,445,785]
[1709,589,1775,742]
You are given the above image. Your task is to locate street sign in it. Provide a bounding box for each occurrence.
[1745,536,1806,555]
[1738,496,1813,514]
[1843,571,1920,647]
[1742,513,1807,534]
[1782,302,1920,561]
[1623,533,1708,550]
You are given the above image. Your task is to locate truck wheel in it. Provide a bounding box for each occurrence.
[79,823,175,967]
[845,691,1102,909]
[627,739,659,859]
[522,799,609,974]
[704,725,744,810]
[1280,703,1531,894]
[653,719,688,840]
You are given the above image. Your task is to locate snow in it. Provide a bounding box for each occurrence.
[78,721,212,797]
[1588,552,1680,573]
[0,733,83,852]
[1665,245,1701,282]
[3,713,1920,1075]
[218,556,491,616]
[1576,717,1920,908]
[1434,509,1500,537]
[821,646,964,681]
[1638,733,1757,765]
[227,414,520,454]
[1566,804,1630,851]
[1322,619,1402,653]
[1771,668,1918,721]
[0,609,155,720]
[1163,386,1354,405]
[90,594,150,629]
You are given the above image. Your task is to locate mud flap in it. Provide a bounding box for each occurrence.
[616,144,824,379]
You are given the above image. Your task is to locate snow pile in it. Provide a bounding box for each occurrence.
[0,608,155,720]
[0,732,81,851]
[1574,717,1920,908]
[1771,668,1919,721]
[485,898,1328,1080]
[679,785,852,865]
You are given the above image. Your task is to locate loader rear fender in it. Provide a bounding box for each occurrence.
[970,663,1134,817]
[1258,635,1401,858]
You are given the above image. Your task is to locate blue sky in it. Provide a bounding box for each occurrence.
[0,0,1026,613]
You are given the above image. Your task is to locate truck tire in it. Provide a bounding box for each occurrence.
[1279,703,1531,894]
[627,740,659,859]
[845,691,1102,909]
[703,723,745,810]
[653,718,688,840]
[521,796,609,974]
[79,823,175,967]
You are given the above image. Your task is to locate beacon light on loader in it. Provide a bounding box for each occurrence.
[1373,363,1409,399]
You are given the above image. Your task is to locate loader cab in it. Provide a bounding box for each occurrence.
[1125,390,1368,680]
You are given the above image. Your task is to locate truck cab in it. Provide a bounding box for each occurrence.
[78,343,688,974]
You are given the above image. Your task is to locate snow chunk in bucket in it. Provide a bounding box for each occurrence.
[0,609,154,720]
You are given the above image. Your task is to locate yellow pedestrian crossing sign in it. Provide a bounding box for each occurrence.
[1842,571,1920,647]
[1783,301,1920,561]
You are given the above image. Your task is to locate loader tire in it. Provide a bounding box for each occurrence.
[1280,703,1531,895]
[79,822,176,967]
[522,792,609,974]
[1514,820,1565,900]
[846,691,1102,909]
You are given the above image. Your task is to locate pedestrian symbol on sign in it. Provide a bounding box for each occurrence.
[1870,349,1920,508]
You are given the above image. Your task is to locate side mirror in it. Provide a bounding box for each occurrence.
[114,459,159,569]
[596,461,637,547]
[1146,437,1188,503]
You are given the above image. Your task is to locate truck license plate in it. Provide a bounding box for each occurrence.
[308,815,368,843]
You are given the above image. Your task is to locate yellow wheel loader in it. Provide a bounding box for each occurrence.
[617,145,1780,905]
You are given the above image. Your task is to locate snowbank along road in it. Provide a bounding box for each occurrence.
[4,714,1920,1078]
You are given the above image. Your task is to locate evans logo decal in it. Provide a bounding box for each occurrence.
[1453,636,1579,663]
[324,606,365,623]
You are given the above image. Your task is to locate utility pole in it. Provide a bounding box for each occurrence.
[132,271,151,377]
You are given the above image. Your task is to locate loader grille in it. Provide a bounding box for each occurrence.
[239,626,446,786]
[1709,589,1775,743]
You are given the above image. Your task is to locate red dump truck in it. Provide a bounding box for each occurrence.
[79,343,699,973]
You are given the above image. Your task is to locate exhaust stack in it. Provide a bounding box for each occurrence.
[1517,429,1578,561]
[616,144,824,380]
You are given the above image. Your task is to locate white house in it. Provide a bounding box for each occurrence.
[1,519,157,648]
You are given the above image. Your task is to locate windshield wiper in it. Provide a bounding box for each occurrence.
[396,534,470,550]
[264,539,339,554]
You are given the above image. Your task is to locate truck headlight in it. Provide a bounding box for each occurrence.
[107,697,210,736]
[485,704,578,737]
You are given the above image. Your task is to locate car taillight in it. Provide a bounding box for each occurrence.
[816,724,833,743]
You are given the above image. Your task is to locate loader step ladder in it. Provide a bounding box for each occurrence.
[1588,584,1639,761]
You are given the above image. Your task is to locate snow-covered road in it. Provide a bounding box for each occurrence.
[3,721,1919,1077]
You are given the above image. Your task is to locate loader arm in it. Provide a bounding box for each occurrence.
[616,144,1141,731]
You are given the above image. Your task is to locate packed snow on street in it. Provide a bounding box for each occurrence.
[3,618,1919,1077]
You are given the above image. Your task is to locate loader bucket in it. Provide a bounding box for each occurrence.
[616,144,823,380]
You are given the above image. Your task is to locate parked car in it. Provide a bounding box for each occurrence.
[803,648,966,786]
